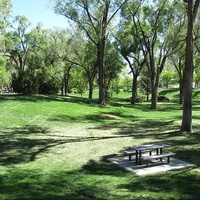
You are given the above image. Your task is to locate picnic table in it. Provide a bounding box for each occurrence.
[125,143,176,166]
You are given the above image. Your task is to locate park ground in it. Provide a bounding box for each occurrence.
[0,89,200,199]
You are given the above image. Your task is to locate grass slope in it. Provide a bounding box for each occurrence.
[0,90,200,200]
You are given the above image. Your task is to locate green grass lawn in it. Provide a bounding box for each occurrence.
[0,90,200,200]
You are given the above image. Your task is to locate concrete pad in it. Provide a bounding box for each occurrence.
[108,156,195,176]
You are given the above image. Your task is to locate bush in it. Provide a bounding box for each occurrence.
[12,70,39,95]
[12,69,60,95]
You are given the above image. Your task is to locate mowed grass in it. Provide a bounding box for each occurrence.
[0,90,200,200]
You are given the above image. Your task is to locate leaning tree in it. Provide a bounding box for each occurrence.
[181,0,200,132]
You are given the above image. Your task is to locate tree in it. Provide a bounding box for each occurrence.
[53,0,128,105]
[0,0,12,34]
[138,67,151,101]
[3,21,64,95]
[3,16,32,71]
[123,0,184,109]
[104,41,124,100]
[70,67,88,97]
[115,18,145,104]
[163,0,187,104]
[170,49,185,104]
[75,39,98,99]
[181,0,200,132]
[40,28,73,96]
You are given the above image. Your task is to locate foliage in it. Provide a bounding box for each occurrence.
[104,41,125,100]
[121,76,132,92]
[160,70,176,88]
[138,67,151,101]
[12,69,39,95]
[0,56,10,87]
[70,67,88,97]
[12,61,61,95]
[0,0,12,32]
[194,71,200,88]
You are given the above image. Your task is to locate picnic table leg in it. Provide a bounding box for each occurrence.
[160,148,163,161]
[155,148,159,161]
[156,148,159,155]
[135,150,138,164]
[139,151,142,164]
[129,154,132,161]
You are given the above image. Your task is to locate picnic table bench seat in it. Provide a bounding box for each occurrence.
[124,149,152,161]
[140,152,176,167]
[124,150,136,161]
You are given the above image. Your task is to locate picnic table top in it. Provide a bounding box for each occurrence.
[132,143,169,151]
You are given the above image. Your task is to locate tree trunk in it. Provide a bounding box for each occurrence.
[61,78,64,96]
[131,74,138,105]
[62,67,71,96]
[150,78,157,110]
[181,4,194,132]
[62,73,68,96]
[150,84,157,110]
[98,41,105,105]
[64,74,68,96]
[98,2,109,105]
[150,66,160,110]
[88,79,93,99]
[151,66,160,110]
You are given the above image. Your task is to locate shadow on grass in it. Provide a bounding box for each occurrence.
[1,154,199,200]
[48,112,140,124]
[159,88,178,96]
[117,168,200,199]
[0,124,137,166]
[0,94,99,106]
[80,157,200,200]
[80,156,200,199]
[1,121,199,167]
[1,125,200,199]
[0,153,130,199]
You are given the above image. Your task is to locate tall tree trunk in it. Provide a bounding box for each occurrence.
[131,74,138,105]
[147,44,157,109]
[181,3,194,132]
[62,67,71,96]
[151,84,157,109]
[88,79,93,99]
[98,1,109,105]
[61,78,64,96]
[62,73,68,96]
[64,73,68,96]
[98,41,105,105]
[150,66,160,109]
